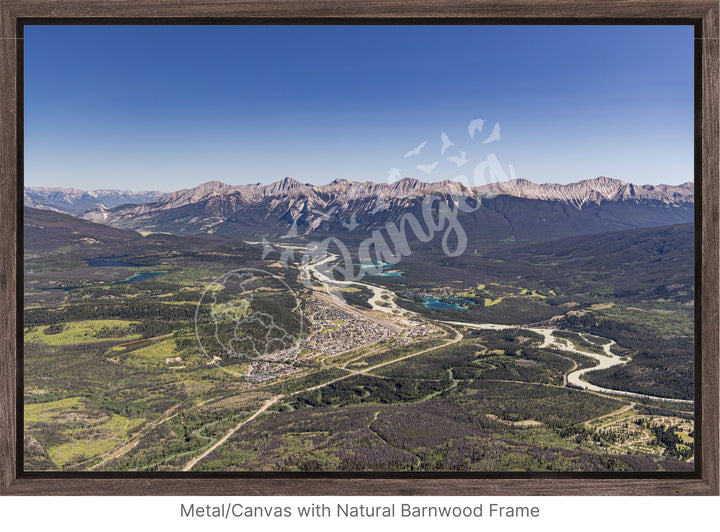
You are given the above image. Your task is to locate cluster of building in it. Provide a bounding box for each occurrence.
[238,298,440,382]
[302,297,394,358]
[244,360,298,383]
[405,320,438,338]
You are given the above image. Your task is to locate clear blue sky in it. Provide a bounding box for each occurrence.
[24,25,694,191]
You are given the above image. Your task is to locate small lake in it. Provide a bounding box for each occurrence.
[39,270,166,291]
[86,256,147,268]
[422,297,475,310]
[356,262,404,277]
[356,262,392,269]
[112,271,167,284]
[38,285,79,292]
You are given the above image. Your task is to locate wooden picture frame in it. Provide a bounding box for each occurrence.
[1,0,717,496]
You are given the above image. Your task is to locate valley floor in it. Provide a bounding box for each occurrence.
[23,237,695,472]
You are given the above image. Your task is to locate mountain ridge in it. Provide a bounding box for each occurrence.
[68,176,692,242]
[24,186,164,215]
[26,176,693,216]
[477,177,693,208]
[24,176,694,243]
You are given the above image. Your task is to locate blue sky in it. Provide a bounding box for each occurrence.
[24,25,694,191]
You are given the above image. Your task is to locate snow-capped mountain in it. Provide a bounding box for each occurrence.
[476,177,693,209]
[24,187,165,215]
[73,176,693,243]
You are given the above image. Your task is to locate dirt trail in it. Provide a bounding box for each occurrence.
[182,395,282,471]
[583,402,637,427]
[180,322,462,470]
[88,398,215,471]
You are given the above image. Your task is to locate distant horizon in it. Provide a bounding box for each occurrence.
[25,25,693,191]
[24,174,694,194]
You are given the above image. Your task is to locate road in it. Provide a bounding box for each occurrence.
[175,243,693,470]
[443,320,693,406]
[299,250,410,316]
[300,246,693,406]
[87,398,213,471]
[584,402,637,428]
[182,323,462,471]
[182,395,282,471]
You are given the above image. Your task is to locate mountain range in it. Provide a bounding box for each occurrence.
[24,187,164,215]
[24,177,694,243]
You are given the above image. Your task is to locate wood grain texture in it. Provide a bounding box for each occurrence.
[0,0,717,20]
[697,0,720,496]
[0,476,714,496]
[1,0,718,496]
[0,0,19,494]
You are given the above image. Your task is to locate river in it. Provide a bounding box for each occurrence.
[280,243,693,407]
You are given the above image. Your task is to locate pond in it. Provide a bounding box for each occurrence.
[39,257,166,290]
[422,297,475,310]
[112,271,167,284]
[356,261,393,269]
[356,262,404,277]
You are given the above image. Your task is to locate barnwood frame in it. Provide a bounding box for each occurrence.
[1,0,717,496]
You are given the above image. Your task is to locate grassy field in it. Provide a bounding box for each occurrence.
[25,396,146,468]
[24,319,142,346]
[22,208,695,472]
[111,338,179,367]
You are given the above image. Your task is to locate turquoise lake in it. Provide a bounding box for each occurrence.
[356,262,404,277]
[422,297,475,310]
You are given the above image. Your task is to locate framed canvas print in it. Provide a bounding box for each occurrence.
[0,0,717,496]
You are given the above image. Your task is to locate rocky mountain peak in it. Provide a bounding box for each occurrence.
[476,176,692,208]
[23,186,165,215]
[268,177,305,193]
